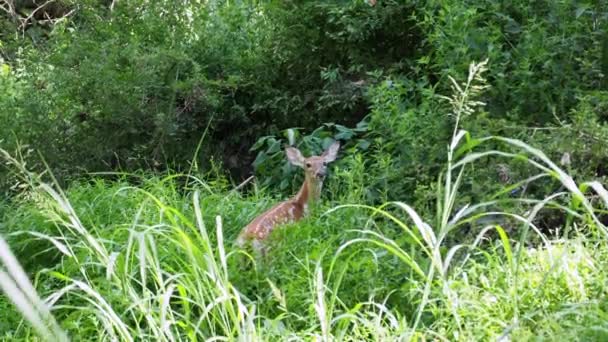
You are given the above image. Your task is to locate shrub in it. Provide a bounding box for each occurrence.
[0,1,420,188]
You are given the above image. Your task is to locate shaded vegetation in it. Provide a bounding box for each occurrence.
[2,1,606,199]
[1,0,608,340]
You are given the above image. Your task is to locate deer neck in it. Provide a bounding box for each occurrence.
[293,174,322,210]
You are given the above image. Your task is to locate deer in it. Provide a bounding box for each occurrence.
[235,141,340,255]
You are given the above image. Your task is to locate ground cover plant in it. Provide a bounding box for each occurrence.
[2,1,608,340]
[1,60,608,340]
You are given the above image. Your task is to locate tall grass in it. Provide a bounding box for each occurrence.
[323,59,608,340]
[1,60,608,340]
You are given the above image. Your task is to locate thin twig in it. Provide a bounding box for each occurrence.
[503,124,606,143]
[502,126,567,131]
[232,176,254,193]
[0,0,18,24]
[19,0,56,31]
[39,8,74,25]
[0,1,12,14]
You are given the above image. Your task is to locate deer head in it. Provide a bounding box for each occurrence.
[236,141,341,253]
[285,142,339,197]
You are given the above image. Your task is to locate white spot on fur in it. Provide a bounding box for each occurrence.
[288,207,294,219]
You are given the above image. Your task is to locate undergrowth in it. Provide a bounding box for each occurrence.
[0,61,608,341]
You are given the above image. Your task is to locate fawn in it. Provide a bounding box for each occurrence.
[236,141,340,254]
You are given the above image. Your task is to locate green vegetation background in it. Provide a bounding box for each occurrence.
[1,0,608,340]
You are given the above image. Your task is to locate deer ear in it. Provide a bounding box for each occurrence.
[322,141,340,163]
[285,147,305,167]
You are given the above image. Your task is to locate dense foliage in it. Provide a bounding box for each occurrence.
[1,0,608,340]
[0,0,417,184]
[2,1,608,205]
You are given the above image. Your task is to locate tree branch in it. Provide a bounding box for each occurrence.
[19,0,56,31]
[0,0,19,24]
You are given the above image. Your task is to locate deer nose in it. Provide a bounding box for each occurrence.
[316,170,326,178]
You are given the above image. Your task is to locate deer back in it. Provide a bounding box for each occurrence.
[238,199,305,242]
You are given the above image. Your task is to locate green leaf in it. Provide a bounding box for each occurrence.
[250,136,271,151]
[356,139,370,150]
[0,64,9,76]
[322,137,335,149]
[280,179,289,190]
[335,131,354,140]
[575,5,589,19]
[252,152,267,168]
[267,139,281,153]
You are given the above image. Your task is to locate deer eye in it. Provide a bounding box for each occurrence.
[323,161,328,166]
[306,162,312,168]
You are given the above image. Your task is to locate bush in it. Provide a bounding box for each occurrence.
[419,0,608,123]
[0,1,420,188]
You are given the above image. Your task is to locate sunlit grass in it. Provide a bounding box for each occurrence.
[1,60,608,340]
[1,166,607,340]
